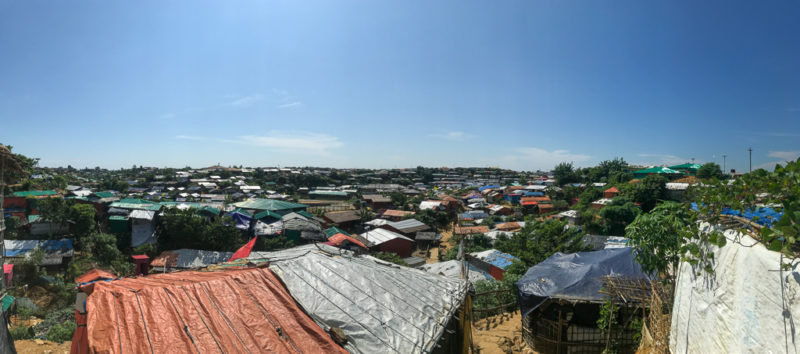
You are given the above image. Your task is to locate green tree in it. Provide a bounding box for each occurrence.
[598,198,641,236]
[696,162,724,180]
[158,209,244,252]
[494,219,586,267]
[68,203,96,239]
[621,175,667,212]
[373,252,409,266]
[554,162,579,186]
[625,202,723,282]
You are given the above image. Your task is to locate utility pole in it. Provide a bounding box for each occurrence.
[748,147,753,173]
[722,155,727,173]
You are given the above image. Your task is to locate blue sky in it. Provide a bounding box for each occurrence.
[1,1,798,172]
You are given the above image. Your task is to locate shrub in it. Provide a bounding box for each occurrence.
[10,326,34,340]
[46,322,76,343]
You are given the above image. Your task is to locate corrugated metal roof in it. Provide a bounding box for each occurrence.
[386,219,430,233]
[360,228,413,246]
[109,199,162,211]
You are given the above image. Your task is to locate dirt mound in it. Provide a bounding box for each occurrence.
[472,311,536,354]
[13,339,71,354]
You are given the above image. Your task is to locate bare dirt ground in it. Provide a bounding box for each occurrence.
[472,311,536,354]
[13,340,71,354]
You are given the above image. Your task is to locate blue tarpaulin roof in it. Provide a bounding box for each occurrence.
[691,203,783,228]
[478,185,502,192]
[721,207,783,227]
[4,239,74,257]
[471,249,519,269]
[516,248,648,318]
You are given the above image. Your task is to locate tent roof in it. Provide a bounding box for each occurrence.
[85,268,346,353]
[516,248,649,318]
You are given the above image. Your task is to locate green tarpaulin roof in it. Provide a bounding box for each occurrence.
[232,199,307,212]
[668,163,702,170]
[12,190,57,197]
[254,210,282,220]
[633,167,685,175]
[109,215,129,221]
[324,227,351,238]
[109,198,163,211]
[297,210,315,219]
[92,191,115,198]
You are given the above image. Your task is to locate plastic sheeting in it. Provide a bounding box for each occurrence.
[516,248,648,318]
[670,223,800,353]
[83,268,346,353]
[252,244,469,354]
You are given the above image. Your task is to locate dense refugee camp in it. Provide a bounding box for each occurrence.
[2,1,800,353]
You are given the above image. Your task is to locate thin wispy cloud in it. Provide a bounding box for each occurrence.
[503,147,591,171]
[238,131,343,155]
[429,131,474,141]
[230,94,264,107]
[277,101,302,109]
[768,151,800,160]
[175,135,206,140]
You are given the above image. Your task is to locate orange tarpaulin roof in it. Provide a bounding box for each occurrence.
[326,233,368,249]
[81,268,346,354]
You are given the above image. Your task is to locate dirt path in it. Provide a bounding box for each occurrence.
[14,340,71,354]
[472,311,535,354]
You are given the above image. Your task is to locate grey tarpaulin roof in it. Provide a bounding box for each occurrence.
[248,244,468,354]
[516,248,648,318]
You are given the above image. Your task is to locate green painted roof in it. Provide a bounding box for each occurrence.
[324,226,351,238]
[109,198,163,211]
[633,167,685,175]
[254,210,282,220]
[109,215,129,221]
[12,190,57,197]
[232,199,307,212]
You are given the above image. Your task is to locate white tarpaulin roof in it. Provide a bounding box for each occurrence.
[128,209,155,220]
[248,244,468,354]
[671,222,800,353]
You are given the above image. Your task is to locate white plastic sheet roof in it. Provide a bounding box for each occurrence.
[360,228,413,246]
[249,244,468,354]
[128,210,155,220]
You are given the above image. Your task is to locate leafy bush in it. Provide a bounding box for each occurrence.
[33,307,75,338]
[10,325,34,340]
[372,252,408,266]
[46,321,76,343]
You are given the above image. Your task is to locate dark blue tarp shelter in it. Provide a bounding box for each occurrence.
[227,211,252,230]
[516,248,648,318]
